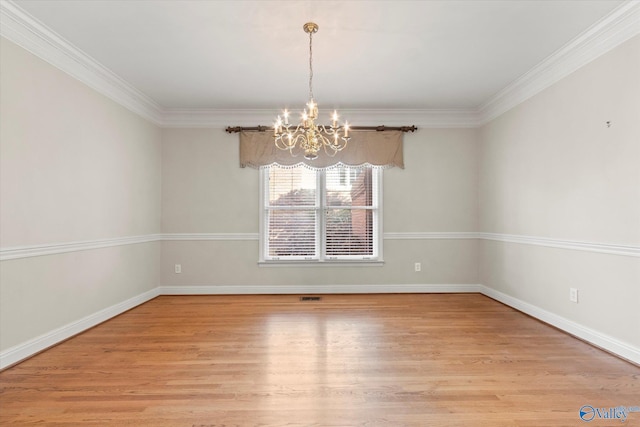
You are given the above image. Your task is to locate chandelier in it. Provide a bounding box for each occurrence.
[273,22,350,160]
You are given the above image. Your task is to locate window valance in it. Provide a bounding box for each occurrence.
[239,130,404,169]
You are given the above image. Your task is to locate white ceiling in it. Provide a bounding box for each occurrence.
[9,0,627,114]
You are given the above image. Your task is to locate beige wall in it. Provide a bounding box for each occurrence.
[386,129,478,233]
[2,28,638,362]
[161,129,257,233]
[161,128,479,287]
[0,243,161,349]
[479,35,640,348]
[0,37,162,351]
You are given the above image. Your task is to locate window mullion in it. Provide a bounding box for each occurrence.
[318,169,325,261]
[373,169,380,258]
[259,169,267,261]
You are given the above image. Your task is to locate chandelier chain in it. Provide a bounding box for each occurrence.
[308,30,314,100]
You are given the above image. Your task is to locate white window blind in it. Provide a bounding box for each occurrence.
[267,166,318,259]
[261,165,382,263]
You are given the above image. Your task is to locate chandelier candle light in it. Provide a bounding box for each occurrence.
[273,22,350,160]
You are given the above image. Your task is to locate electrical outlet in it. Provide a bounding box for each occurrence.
[569,287,578,303]
[414,262,421,272]
[175,264,182,274]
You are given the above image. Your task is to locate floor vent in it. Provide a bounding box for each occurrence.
[300,296,322,302]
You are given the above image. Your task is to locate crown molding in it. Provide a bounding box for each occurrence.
[0,0,164,124]
[160,109,277,129]
[0,0,480,129]
[2,0,638,129]
[340,109,481,129]
[478,0,640,125]
[160,108,482,129]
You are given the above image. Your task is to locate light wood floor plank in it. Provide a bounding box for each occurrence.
[1,294,638,426]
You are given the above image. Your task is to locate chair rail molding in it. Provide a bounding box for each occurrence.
[2,232,638,261]
[479,232,640,257]
[0,235,162,261]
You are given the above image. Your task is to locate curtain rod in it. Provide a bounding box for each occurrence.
[225,125,417,133]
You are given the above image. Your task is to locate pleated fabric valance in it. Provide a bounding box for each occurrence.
[239,130,404,169]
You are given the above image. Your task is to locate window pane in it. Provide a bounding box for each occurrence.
[261,165,380,262]
[269,166,316,206]
[268,210,316,257]
[325,208,374,256]
[325,167,373,207]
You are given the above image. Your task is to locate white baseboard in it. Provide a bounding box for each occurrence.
[479,285,640,365]
[158,283,482,295]
[0,284,478,368]
[3,284,638,369]
[0,287,160,370]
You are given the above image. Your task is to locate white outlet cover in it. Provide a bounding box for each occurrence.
[569,288,578,303]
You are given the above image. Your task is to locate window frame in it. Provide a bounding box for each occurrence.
[259,165,384,266]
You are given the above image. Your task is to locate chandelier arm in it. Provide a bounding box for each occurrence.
[317,130,347,151]
[316,132,331,146]
[320,135,340,157]
[323,145,338,157]
[318,125,334,135]
[289,123,305,135]
[292,133,307,146]
[274,136,295,150]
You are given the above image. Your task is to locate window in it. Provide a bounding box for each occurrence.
[260,164,382,264]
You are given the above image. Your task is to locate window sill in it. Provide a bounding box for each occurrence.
[258,260,384,268]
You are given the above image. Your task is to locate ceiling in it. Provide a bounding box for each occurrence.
[9,0,627,115]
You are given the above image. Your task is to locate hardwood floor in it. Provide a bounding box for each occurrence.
[1,294,638,426]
